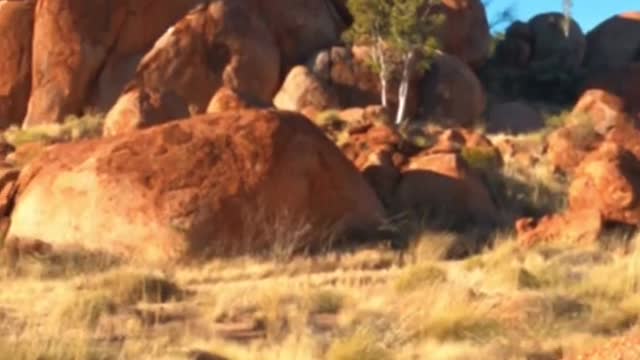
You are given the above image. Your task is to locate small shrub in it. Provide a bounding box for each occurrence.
[95,271,183,305]
[544,110,571,130]
[405,285,501,342]
[314,110,344,128]
[3,113,104,148]
[568,117,600,149]
[308,289,345,314]
[461,146,501,171]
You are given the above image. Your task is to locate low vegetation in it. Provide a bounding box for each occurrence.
[0,227,639,359]
[3,113,105,148]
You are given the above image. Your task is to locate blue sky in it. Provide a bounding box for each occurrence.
[485,0,638,33]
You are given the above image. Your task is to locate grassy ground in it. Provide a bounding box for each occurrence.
[3,113,631,359]
[1,229,639,360]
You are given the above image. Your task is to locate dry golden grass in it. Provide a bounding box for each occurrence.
[0,229,639,359]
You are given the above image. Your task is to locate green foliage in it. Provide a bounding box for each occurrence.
[4,113,104,148]
[461,147,501,171]
[308,289,345,314]
[346,0,443,71]
[389,0,444,70]
[345,0,444,122]
[544,110,571,130]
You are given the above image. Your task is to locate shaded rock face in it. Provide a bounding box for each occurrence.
[0,0,35,128]
[496,13,585,71]
[582,63,640,117]
[24,0,204,127]
[527,13,586,70]
[419,54,486,127]
[253,0,348,71]
[584,12,640,72]
[437,0,491,68]
[8,110,384,263]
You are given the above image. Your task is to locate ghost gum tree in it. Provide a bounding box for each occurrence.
[344,0,444,125]
[562,0,573,36]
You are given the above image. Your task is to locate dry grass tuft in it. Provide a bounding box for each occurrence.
[395,264,447,292]
[326,329,392,360]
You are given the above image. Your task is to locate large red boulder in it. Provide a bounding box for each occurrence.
[516,209,603,248]
[107,0,347,135]
[104,1,281,135]
[24,0,203,127]
[569,142,640,226]
[572,89,627,133]
[0,0,35,128]
[395,152,498,226]
[7,110,384,263]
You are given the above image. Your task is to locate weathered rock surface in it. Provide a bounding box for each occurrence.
[569,142,640,226]
[395,152,498,226]
[8,110,385,262]
[254,0,348,70]
[572,89,627,134]
[548,90,640,174]
[0,0,35,128]
[584,12,640,71]
[24,0,203,127]
[547,120,604,175]
[273,66,339,112]
[516,209,603,248]
[107,0,347,134]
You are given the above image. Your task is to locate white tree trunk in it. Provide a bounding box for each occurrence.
[375,38,388,108]
[395,52,414,125]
